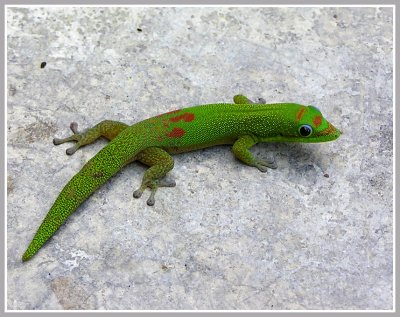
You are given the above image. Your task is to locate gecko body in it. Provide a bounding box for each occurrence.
[22,95,341,261]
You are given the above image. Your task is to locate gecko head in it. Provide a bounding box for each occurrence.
[293,105,341,143]
[261,104,342,143]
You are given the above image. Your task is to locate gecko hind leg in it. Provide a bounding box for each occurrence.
[233,95,266,104]
[133,147,176,206]
[53,120,129,155]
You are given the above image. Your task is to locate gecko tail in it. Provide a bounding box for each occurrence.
[22,144,136,262]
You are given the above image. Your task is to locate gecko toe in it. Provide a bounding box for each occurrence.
[146,195,156,206]
[158,179,176,187]
[53,138,62,145]
[268,162,278,169]
[66,146,78,155]
[133,177,175,205]
[70,122,79,134]
[255,158,277,172]
[133,189,143,199]
[256,165,269,173]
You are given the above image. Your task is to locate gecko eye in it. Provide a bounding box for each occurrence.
[299,124,313,137]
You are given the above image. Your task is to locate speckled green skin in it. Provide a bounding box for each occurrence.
[22,95,341,262]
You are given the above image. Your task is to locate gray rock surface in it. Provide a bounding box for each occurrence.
[7,7,392,310]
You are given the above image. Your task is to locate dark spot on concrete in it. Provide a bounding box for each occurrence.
[333,14,338,19]
[324,173,329,178]
[137,28,142,32]
[15,120,58,144]
[40,62,46,68]
[51,277,94,309]
[7,176,14,195]
[9,85,16,96]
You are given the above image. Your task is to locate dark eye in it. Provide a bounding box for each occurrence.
[299,124,312,137]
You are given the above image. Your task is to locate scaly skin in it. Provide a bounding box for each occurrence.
[22,95,341,261]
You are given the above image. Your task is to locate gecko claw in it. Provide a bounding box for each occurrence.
[132,178,176,205]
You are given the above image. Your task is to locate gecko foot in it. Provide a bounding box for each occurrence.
[133,179,176,206]
[254,157,277,172]
[53,122,84,155]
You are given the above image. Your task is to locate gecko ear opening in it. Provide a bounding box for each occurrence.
[299,124,313,137]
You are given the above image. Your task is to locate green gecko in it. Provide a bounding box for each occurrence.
[22,95,341,262]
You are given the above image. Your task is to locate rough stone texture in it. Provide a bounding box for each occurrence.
[7,7,392,310]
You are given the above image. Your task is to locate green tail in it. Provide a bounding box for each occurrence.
[22,144,133,262]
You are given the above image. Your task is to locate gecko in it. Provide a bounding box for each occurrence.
[22,95,341,262]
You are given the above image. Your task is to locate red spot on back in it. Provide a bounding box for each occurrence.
[167,127,185,138]
[296,107,306,121]
[169,112,195,123]
[313,115,322,128]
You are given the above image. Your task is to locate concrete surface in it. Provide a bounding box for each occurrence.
[7,7,393,310]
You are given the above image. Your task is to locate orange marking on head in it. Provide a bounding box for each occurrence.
[167,127,185,138]
[313,115,322,128]
[296,107,306,121]
[169,112,195,123]
[319,122,336,136]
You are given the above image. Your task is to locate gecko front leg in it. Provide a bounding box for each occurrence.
[232,135,277,172]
